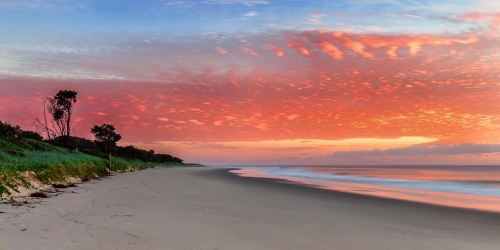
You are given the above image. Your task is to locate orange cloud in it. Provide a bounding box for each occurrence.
[282,31,480,60]
[317,41,344,60]
[286,42,311,56]
[263,45,285,57]
[387,46,399,58]
[332,33,374,58]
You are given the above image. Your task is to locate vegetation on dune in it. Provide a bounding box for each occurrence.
[0,89,201,201]
[0,121,195,201]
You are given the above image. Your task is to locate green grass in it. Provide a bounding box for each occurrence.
[0,137,200,201]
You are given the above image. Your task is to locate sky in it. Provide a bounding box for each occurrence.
[0,0,499,165]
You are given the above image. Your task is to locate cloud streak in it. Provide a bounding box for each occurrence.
[0,0,86,10]
[164,0,268,7]
[202,0,268,5]
[1,29,492,82]
[329,144,500,158]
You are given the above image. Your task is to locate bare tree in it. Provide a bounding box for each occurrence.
[33,90,77,141]
[33,97,57,139]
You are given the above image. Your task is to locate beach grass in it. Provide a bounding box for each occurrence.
[0,137,198,201]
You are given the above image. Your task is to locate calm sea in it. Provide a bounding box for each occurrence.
[226,165,500,213]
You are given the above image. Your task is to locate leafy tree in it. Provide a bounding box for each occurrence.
[53,89,77,139]
[91,124,121,173]
[90,124,122,153]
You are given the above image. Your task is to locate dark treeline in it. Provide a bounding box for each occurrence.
[1,121,43,140]
[1,121,183,164]
[49,136,183,163]
[116,145,182,163]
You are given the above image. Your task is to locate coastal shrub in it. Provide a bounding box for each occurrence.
[0,121,21,138]
[0,121,43,141]
[20,131,43,141]
[0,121,192,201]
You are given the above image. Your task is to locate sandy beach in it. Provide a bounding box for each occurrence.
[1,167,500,250]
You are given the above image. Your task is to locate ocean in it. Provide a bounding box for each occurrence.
[227,165,500,213]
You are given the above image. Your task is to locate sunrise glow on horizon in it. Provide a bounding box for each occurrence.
[1,0,499,165]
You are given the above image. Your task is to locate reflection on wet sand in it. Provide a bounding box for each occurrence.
[232,167,500,213]
[308,166,500,182]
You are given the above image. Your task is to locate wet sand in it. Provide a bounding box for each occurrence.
[1,167,500,250]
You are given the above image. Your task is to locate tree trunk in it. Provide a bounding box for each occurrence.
[66,113,71,144]
[42,98,51,140]
[109,152,112,174]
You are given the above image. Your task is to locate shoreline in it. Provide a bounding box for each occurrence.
[222,167,500,216]
[1,167,499,250]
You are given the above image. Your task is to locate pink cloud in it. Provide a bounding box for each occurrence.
[241,47,258,56]
[332,33,374,58]
[317,41,344,60]
[458,12,500,34]
[286,42,311,56]
[263,45,285,57]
